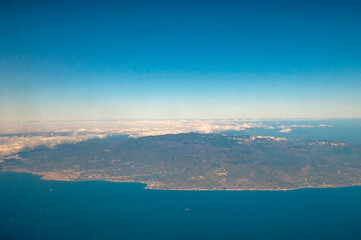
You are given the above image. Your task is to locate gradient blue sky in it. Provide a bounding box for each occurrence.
[1,0,361,121]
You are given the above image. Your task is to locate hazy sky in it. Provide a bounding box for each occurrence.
[1,0,361,121]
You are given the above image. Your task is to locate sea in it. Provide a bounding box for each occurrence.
[223,118,361,144]
[1,172,361,240]
[1,119,361,239]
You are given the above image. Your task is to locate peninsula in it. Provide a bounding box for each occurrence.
[2,133,361,191]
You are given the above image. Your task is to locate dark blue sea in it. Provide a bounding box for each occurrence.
[1,172,361,240]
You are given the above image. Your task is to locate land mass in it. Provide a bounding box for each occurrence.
[2,133,361,190]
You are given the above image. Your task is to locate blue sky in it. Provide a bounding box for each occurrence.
[1,0,361,120]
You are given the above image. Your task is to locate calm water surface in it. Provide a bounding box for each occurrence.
[1,172,361,240]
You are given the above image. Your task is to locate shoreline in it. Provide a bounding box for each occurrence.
[2,169,360,192]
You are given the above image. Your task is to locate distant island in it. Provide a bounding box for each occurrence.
[2,133,361,191]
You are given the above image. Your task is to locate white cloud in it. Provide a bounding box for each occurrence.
[0,120,275,161]
[0,120,333,161]
[279,128,292,133]
[277,123,334,131]
[289,125,313,128]
[318,124,333,127]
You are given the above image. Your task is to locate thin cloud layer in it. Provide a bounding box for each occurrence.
[278,123,332,133]
[0,120,333,161]
[0,120,267,161]
[279,128,292,133]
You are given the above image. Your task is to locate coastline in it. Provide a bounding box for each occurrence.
[2,169,360,192]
